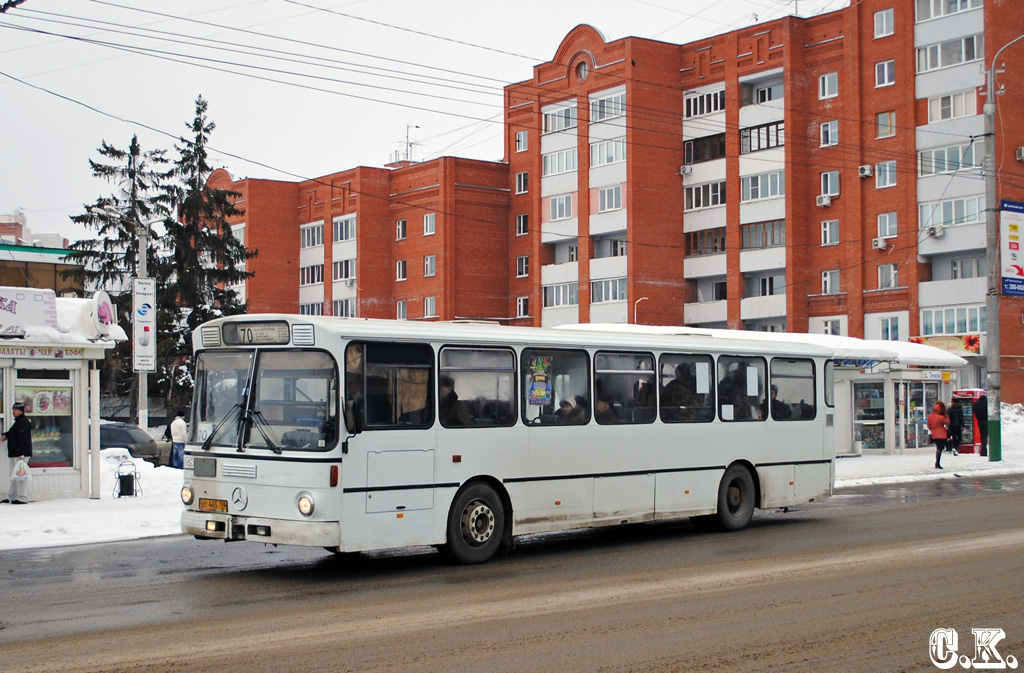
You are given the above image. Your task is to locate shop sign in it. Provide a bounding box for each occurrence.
[133,278,157,372]
[0,345,86,358]
[0,287,59,336]
[909,335,982,355]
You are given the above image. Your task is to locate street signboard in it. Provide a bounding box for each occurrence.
[1001,200,1024,297]
[132,278,157,372]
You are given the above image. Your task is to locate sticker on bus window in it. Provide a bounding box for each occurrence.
[528,357,552,405]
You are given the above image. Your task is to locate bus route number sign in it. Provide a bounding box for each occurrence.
[222,321,291,346]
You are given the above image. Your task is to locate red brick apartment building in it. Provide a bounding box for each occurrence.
[217,0,1024,400]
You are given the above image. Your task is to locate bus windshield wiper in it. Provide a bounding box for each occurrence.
[201,403,244,451]
[248,410,282,454]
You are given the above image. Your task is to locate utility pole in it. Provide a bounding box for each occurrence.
[982,34,1024,462]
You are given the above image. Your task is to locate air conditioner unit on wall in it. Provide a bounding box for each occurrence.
[816,194,832,207]
[679,165,693,176]
[1017,147,1024,162]
[927,225,945,238]
[858,165,873,178]
[872,237,887,250]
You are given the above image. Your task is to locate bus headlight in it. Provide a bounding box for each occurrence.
[297,492,315,517]
[181,484,195,506]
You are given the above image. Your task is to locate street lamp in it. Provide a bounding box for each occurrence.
[634,297,649,324]
[982,34,1024,462]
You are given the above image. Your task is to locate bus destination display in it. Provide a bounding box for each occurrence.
[222,321,291,346]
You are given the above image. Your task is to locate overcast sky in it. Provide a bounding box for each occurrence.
[0,0,846,242]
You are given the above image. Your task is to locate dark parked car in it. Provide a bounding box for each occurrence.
[99,422,171,466]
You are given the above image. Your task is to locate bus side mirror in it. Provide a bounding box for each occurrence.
[344,400,362,436]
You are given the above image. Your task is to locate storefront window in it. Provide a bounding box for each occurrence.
[901,381,940,449]
[15,380,74,467]
[853,381,885,449]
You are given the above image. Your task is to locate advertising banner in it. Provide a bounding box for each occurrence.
[1001,200,1024,297]
[133,278,157,372]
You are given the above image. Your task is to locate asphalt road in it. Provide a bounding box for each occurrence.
[1,475,1022,673]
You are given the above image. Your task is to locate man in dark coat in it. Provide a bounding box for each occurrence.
[947,401,963,454]
[973,395,988,457]
[2,401,32,504]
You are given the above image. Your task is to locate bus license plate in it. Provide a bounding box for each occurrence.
[199,498,228,513]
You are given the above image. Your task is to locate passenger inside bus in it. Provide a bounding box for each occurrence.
[439,376,472,426]
[595,398,620,424]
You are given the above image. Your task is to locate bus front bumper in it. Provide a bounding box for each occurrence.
[182,510,340,547]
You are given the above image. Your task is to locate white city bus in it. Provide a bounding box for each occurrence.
[181,316,835,563]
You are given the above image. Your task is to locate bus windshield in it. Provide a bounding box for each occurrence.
[192,349,339,451]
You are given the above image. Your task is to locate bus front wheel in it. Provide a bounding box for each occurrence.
[716,465,755,531]
[447,483,506,564]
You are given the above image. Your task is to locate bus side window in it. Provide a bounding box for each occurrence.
[439,348,517,428]
[769,358,816,420]
[659,353,714,423]
[356,342,433,429]
[521,348,590,426]
[594,351,656,425]
[717,356,766,422]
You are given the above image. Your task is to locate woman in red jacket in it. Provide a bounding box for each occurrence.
[927,401,950,470]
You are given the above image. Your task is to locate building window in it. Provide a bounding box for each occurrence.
[610,239,627,257]
[333,215,356,242]
[396,260,407,281]
[820,120,838,147]
[823,319,842,335]
[550,194,572,221]
[591,278,628,303]
[516,255,529,278]
[916,0,981,21]
[568,245,578,262]
[821,219,839,246]
[919,142,981,175]
[755,82,784,103]
[591,138,627,167]
[753,273,786,297]
[875,161,897,188]
[333,258,356,281]
[598,185,621,212]
[917,34,984,73]
[874,8,894,37]
[921,305,986,336]
[928,90,977,123]
[741,171,785,202]
[821,270,840,295]
[685,181,727,211]
[423,212,435,236]
[396,219,406,241]
[686,227,726,256]
[818,72,838,100]
[920,195,985,229]
[877,212,898,238]
[875,60,896,87]
[590,91,626,122]
[299,264,323,286]
[515,172,529,194]
[543,282,579,307]
[713,281,728,301]
[300,223,323,248]
[952,257,985,279]
[396,300,407,320]
[516,296,530,318]
[424,296,437,318]
[880,316,899,341]
[543,105,577,133]
[821,171,840,196]
[299,302,323,316]
[741,220,785,249]
[542,148,578,176]
[516,213,528,236]
[515,130,528,152]
[333,299,356,318]
[876,111,896,138]
[739,121,785,154]
[684,89,725,118]
[684,133,726,164]
[878,263,899,290]
[424,254,436,278]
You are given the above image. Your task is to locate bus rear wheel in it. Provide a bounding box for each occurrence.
[447,483,506,564]
[716,465,755,531]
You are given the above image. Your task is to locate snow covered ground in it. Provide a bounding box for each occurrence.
[2,407,1023,552]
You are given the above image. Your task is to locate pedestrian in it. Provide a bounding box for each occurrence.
[972,394,988,457]
[947,401,963,456]
[2,402,33,504]
[927,401,950,470]
[170,410,188,469]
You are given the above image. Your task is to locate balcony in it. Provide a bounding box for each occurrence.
[684,299,727,325]
[739,247,785,274]
[541,217,578,245]
[918,277,986,308]
[683,253,726,279]
[542,305,579,328]
[740,294,786,321]
[541,261,578,286]
[590,255,627,280]
[917,221,985,257]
